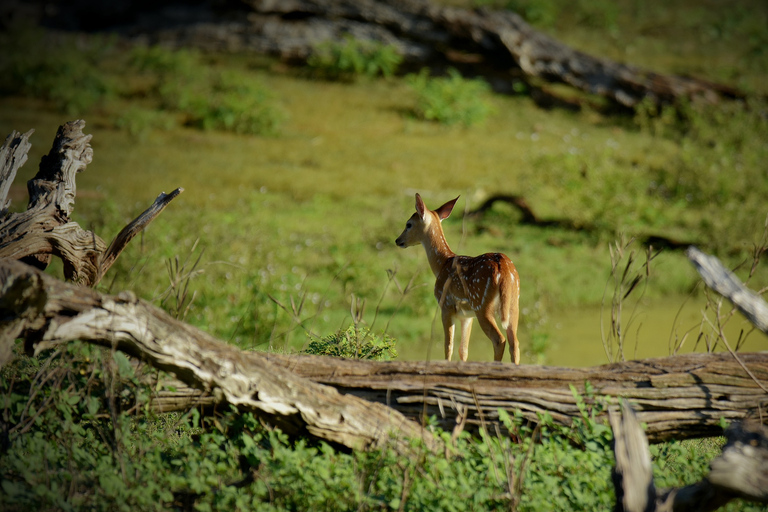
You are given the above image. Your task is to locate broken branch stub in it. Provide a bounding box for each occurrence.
[611,400,768,512]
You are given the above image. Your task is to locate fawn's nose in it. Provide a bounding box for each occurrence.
[395,237,405,247]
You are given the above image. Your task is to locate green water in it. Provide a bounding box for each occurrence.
[397,296,768,367]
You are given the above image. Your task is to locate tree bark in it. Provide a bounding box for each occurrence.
[261,351,768,443]
[0,120,182,287]
[687,246,768,335]
[0,258,439,455]
[611,399,768,512]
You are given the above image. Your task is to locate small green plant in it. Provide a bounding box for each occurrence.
[303,325,398,360]
[601,236,659,362]
[308,35,403,81]
[406,68,494,127]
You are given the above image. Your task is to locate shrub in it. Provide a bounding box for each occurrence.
[308,35,403,81]
[0,25,116,115]
[129,46,285,136]
[406,68,494,127]
[115,106,176,139]
[303,326,398,360]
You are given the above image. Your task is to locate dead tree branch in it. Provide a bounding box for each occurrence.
[0,120,182,287]
[611,399,768,512]
[0,258,439,455]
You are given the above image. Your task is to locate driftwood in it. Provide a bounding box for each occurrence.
[687,246,768,335]
[0,258,439,455]
[44,0,744,109]
[611,400,768,512]
[0,120,182,287]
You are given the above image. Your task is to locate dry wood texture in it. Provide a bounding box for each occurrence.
[0,120,182,287]
[611,400,768,512]
[261,351,768,443]
[0,259,439,455]
[687,246,768,335]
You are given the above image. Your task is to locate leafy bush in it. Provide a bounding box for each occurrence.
[303,326,398,360]
[0,25,116,114]
[308,36,403,81]
[406,68,494,127]
[129,46,285,136]
[115,106,176,139]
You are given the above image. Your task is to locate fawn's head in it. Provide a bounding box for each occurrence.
[395,193,459,248]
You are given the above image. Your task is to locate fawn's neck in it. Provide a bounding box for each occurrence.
[422,223,455,277]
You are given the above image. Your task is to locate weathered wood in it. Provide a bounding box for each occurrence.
[41,0,743,109]
[0,258,439,455]
[0,129,33,216]
[0,121,182,287]
[262,352,768,443]
[687,246,768,335]
[611,400,768,512]
[143,344,768,444]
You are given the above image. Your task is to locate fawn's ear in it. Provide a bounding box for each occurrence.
[435,196,459,221]
[415,193,427,220]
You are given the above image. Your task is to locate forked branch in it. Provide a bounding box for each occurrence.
[0,120,182,287]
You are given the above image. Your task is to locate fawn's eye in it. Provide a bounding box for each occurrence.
[406,222,412,229]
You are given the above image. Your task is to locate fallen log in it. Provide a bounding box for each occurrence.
[44,0,743,108]
[0,258,439,455]
[611,399,768,512]
[150,350,768,443]
[5,252,764,444]
[0,120,182,287]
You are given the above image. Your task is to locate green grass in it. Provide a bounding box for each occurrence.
[1,0,767,365]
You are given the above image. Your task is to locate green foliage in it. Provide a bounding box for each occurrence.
[406,68,494,127]
[129,46,285,136]
[303,326,398,360]
[5,349,758,511]
[308,36,403,81]
[0,24,116,114]
[475,0,618,31]
[115,106,176,139]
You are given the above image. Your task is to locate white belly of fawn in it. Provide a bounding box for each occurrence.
[396,193,521,364]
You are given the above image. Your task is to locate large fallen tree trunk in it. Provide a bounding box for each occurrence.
[264,351,768,443]
[59,0,743,108]
[0,258,439,455]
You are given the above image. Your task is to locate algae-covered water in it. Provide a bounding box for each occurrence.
[397,296,768,366]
